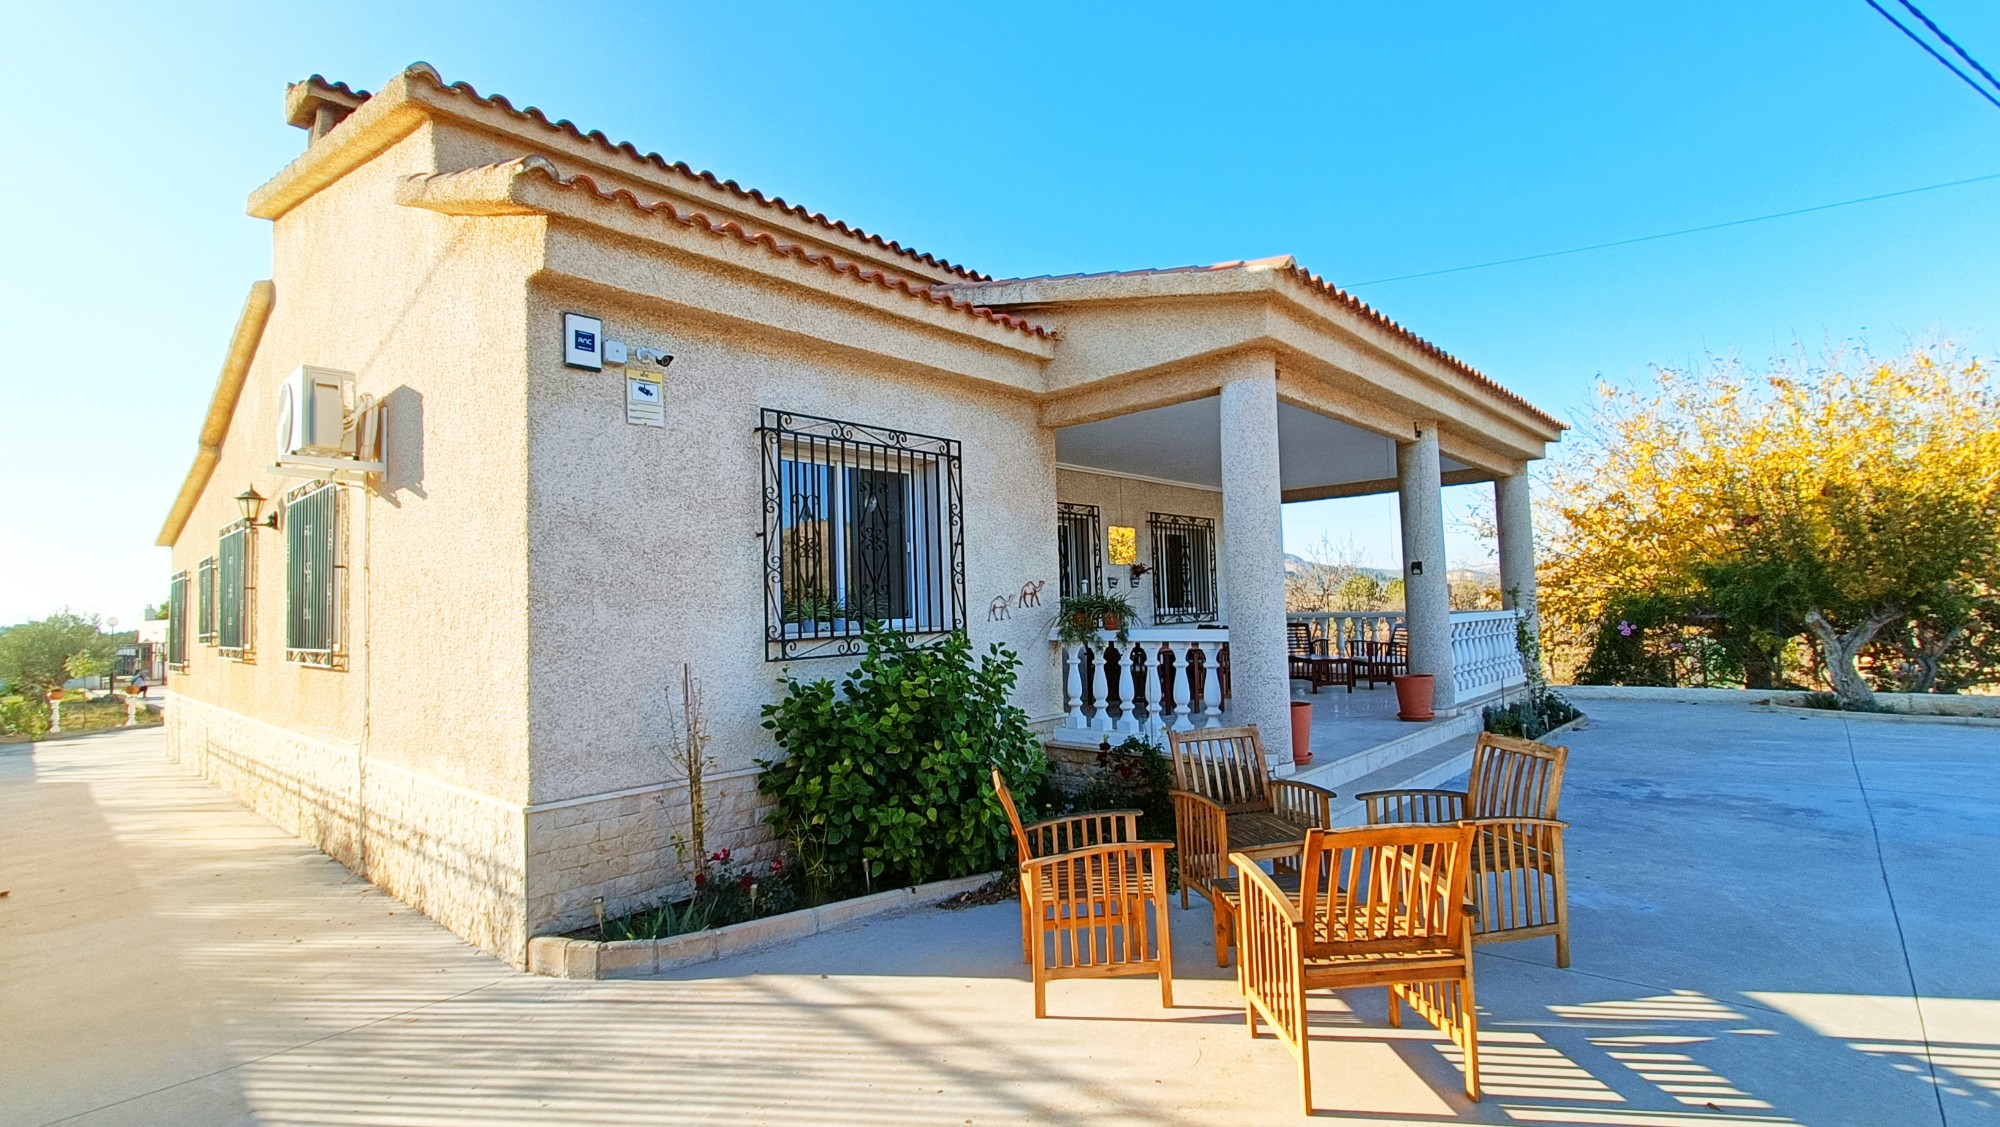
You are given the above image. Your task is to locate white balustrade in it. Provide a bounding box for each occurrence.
[1050,627,1229,741]
[1051,611,1522,742]
[1448,610,1526,701]
[1286,611,1406,656]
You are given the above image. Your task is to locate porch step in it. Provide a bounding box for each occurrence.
[1322,732,1480,828]
[1288,706,1482,795]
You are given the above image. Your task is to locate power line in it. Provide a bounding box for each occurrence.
[1894,0,2000,98]
[1864,0,2000,109]
[1344,170,2000,288]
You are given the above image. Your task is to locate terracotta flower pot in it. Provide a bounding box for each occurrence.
[1289,700,1313,765]
[1393,674,1435,722]
[1101,613,1121,632]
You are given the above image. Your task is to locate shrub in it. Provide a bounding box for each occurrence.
[758,625,1048,899]
[1487,593,1584,740]
[1483,693,1582,740]
[1066,735,1173,843]
[0,695,49,738]
[1796,691,1898,714]
[598,852,800,941]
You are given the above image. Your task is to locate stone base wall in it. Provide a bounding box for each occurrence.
[524,770,778,939]
[165,696,530,965]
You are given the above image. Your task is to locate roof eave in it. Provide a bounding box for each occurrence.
[157,281,276,547]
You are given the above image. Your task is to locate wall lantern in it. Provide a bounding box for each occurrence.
[236,486,278,529]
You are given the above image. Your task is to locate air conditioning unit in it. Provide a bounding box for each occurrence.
[276,366,352,458]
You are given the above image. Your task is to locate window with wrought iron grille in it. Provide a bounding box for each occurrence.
[759,409,964,660]
[285,481,344,668]
[1149,511,1217,624]
[168,571,189,671]
[196,556,217,644]
[1057,502,1103,600]
[217,522,252,660]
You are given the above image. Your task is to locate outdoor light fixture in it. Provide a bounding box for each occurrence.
[236,486,278,529]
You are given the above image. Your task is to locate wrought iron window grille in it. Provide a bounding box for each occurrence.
[196,556,217,645]
[167,571,190,672]
[1057,502,1103,599]
[1148,511,1218,624]
[284,480,346,669]
[757,409,965,661]
[217,520,255,662]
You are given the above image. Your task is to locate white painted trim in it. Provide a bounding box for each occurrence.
[1056,462,1223,494]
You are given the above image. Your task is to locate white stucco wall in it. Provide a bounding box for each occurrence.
[1054,467,1228,626]
[164,121,542,961]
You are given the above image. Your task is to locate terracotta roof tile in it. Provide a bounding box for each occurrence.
[466,157,1048,338]
[957,256,1561,430]
[393,64,989,282]
[1280,264,1561,430]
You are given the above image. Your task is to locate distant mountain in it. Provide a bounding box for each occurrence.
[1282,554,1398,581]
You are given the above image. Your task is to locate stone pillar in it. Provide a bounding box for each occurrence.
[1218,360,1292,774]
[1397,422,1455,711]
[1495,473,1538,635]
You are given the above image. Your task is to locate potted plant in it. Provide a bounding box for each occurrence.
[1055,592,1136,644]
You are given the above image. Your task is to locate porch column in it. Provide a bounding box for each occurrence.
[1218,360,1292,774]
[1397,421,1456,711]
[1495,472,1539,637]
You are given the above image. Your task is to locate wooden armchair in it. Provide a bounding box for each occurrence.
[1289,621,1354,694]
[991,769,1174,1017]
[1343,624,1408,689]
[1167,726,1335,965]
[1357,731,1571,966]
[1234,823,1481,1112]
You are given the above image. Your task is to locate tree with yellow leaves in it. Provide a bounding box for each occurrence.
[1540,347,2000,707]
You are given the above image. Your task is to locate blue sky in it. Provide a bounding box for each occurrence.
[3,1,1996,624]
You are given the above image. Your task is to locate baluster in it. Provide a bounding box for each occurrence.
[1197,640,1223,728]
[1063,642,1086,730]
[1170,641,1194,731]
[1090,637,1113,732]
[1115,642,1140,733]
[1145,641,1169,734]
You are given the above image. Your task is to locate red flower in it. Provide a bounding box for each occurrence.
[770,858,786,873]
[738,874,754,891]
[694,871,707,886]
[707,848,731,863]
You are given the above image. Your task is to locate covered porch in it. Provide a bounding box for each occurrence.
[1043,610,1528,770]
[964,257,1562,773]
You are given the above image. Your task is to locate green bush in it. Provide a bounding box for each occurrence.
[1,695,49,738]
[1483,693,1582,740]
[758,625,1048,899]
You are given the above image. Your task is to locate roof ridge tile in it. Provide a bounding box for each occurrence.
[449,159,1047,339]
[392,64,990,282]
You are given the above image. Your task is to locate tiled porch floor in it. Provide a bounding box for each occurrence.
[1053,676,1465,771]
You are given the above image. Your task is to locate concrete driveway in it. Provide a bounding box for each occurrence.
[2,702,1996,1126]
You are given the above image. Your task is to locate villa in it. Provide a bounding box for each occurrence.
[156,63,1564,967]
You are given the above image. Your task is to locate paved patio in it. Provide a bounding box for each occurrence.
[3,702,1996,1126]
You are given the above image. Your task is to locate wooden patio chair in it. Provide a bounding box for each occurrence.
[1357,731,1571,966]
[1234,823,1482,1112]
[1344,624,1408,689]
[1167,726,1335,965]
[990,770,1175,1016]
[1289,621,1355,694]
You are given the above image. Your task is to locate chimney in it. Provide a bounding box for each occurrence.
[284,76,369,146]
